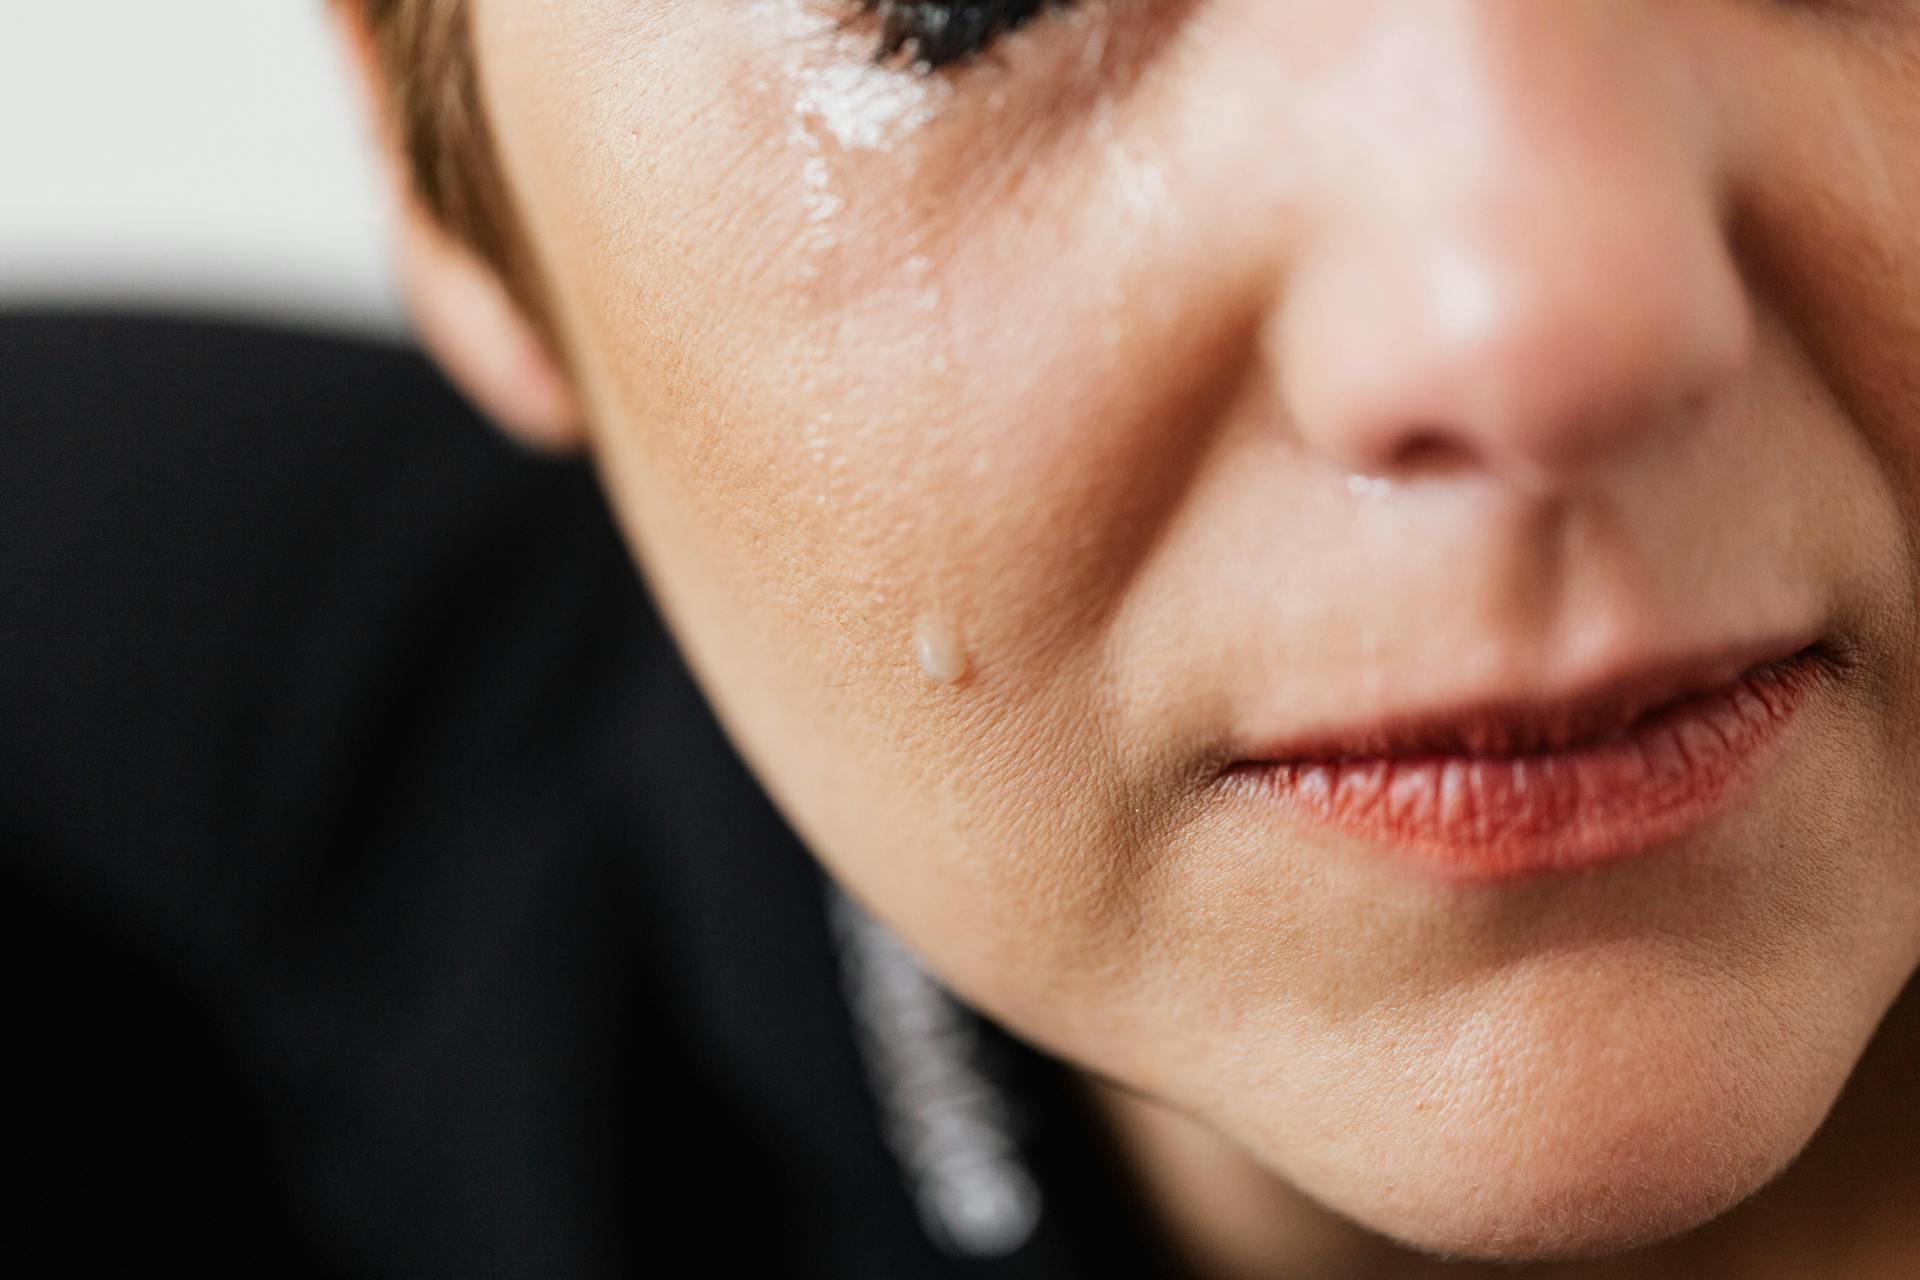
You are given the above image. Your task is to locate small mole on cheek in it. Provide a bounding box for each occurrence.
[913,612,969,685]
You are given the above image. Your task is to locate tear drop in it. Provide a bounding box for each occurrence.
[913,613,968,686]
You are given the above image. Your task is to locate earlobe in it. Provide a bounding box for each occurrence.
[394,205,586,454]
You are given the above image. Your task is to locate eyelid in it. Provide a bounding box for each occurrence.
[856,1,1078,70]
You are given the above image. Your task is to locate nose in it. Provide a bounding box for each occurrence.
[1273,4,1752,493]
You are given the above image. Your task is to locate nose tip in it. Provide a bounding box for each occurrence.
[1278,204,1753,494]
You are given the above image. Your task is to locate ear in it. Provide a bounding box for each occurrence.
[329,1,584,453]
[392,206,586,452]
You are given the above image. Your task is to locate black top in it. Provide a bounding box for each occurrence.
[0,312,1183,1278]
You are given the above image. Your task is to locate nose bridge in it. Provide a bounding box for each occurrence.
[1271,0,1750,491]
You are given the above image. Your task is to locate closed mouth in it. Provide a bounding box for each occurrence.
[1220,641,1838,881]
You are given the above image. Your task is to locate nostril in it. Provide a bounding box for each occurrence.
[1388,428,1479,477]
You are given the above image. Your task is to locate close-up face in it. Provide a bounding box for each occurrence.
[436,0,1920,1261]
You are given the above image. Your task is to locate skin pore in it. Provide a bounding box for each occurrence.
[352,1,1920,1274]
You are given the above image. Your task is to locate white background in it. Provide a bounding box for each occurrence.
[1,1,403,335]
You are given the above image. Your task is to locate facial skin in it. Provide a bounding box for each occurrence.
[369,0,1920,1268]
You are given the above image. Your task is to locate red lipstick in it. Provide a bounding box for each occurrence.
[1227,643,1832,881]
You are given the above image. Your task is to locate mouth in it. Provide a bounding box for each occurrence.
[1220,637,1840,882]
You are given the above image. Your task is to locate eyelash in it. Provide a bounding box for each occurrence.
[857,1,1079,68]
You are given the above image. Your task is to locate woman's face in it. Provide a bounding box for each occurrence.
[471,0,1920,1257]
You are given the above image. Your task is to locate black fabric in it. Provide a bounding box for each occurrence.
[0,312,1180,1278]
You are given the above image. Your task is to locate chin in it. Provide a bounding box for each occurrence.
[1217,963,1862,1265]
[1354,1122,1789,1264]
[1301,1081,1822,1263]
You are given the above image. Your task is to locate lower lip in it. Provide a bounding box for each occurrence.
[1226,653,1828,882]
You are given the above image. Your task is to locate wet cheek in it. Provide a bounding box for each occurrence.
[741,238,1198,675]
[588,262,1078,692]
[570,252,1168,992]
[714,295,1152,694]
[515,38,1156,694]
[541,35,1213,750]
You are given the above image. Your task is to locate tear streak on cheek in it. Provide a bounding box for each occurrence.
[743,0,953,278]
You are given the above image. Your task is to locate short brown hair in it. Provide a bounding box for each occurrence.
[353,0,529,301]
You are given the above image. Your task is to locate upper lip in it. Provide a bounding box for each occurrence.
[1243,632,1825,762]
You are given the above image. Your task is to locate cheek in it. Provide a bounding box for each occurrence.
[1714,20,1920,768]
[1724,23,1920,503]
[477,23,1174,999]
[539,80,1178,718]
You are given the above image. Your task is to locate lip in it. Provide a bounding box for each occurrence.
[1222,637,1835,882]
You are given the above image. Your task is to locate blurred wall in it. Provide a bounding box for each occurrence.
[1,2,403,335]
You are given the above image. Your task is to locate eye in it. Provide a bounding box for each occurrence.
[857,1,1079,68]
